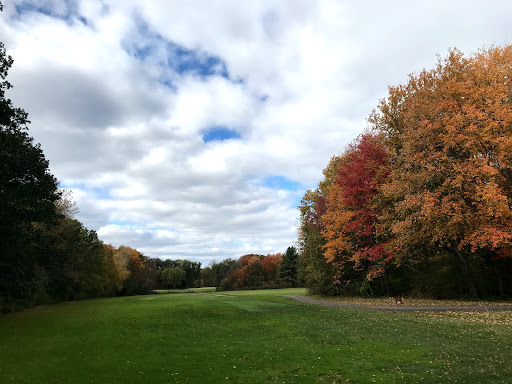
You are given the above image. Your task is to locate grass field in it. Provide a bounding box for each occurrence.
[0,288,511,383]
[153,287,217,294]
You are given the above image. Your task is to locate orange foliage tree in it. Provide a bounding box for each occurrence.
[218,253,289,290]
[297,156,344,294]
[372,47,512,298]
[261,253,283,283]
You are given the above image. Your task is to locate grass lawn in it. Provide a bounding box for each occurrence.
[0,288,510,383]
[153,287,217,294]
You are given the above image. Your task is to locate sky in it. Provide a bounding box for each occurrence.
[2,0,512,265]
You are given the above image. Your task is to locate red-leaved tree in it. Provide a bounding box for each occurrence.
[322,134,392,284]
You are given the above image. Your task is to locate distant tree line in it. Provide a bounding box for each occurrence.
[202,247,303,291]
[299,46,512,299]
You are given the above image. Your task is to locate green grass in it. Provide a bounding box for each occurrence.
[0,288,510,383]
[152,287,217,294]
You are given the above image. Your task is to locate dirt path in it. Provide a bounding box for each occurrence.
[283,295,512,312]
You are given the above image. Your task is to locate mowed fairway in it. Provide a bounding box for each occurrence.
[0,289,511,383]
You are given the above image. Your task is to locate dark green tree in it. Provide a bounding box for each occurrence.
[37,217,111,301]
[279,246,300,287]
[200,266,216,287]
[0,9,60,310]
[161,267,186,289]
[155,258,201,288]
[209,258,239,286]
[178,259,201,288]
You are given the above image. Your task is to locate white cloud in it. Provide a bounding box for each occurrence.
[2,0,512,265]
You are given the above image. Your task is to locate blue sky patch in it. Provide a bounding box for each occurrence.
[59,183,112,200]
[171,45,228,78]
[14,0,89,26]
[264,176,301,191]
[123,16,230,83]
[92,187,112,200]
[202,126,241,143]
[264,176,305,208]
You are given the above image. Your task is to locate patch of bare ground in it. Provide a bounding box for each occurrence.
[283,295,512,313]
[314,296,512,307]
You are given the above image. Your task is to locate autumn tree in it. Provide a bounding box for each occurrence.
[261,253,283,283]
[216,254,290,290]
[321,134,392,292]
[101,244,124,296]
[372,47,512,298]
[109,245,131,290]
[298,156,343,294]
[115,246,144,295]
[206,258,239,287]
[226,254,264,288]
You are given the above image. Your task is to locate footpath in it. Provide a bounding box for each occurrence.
[283,295,512,312]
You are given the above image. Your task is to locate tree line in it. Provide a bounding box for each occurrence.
[201,246,301,290]
[299,46,512,299]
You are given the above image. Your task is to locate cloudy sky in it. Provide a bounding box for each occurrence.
[2,1,512,265]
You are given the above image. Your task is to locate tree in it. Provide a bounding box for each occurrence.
[200,266,216,287]
[321,134,392,289]
[298,156,343,295]
[161,267,186,289]
[0,14,60,310]
[155,259,201,288]
[101,244,123,296]
[279,247,300,287]
[215,254,287,290]
[179,259,201,288]
[138,257,159,291]
[111,246,132,289]
[37,216,109,301]
[372,47,512,298]
[210,258,239,286]
[261,253,283,283]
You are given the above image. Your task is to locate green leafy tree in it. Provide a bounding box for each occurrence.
[161,267,186,289]
[0,10,60,310]
[210,259,239,286]
[279,247,300,287]
[179,259,201,288]
[200,267,216,287]
[38,217,107,301]
[155,259,201,288]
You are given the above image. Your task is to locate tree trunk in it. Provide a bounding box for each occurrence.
[455,247,479,299]
[377,270,390,296]
[494,260,504,298]
[384,268,390,296]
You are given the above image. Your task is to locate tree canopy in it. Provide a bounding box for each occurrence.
[299,46,512,298]
[0,26,61,309]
